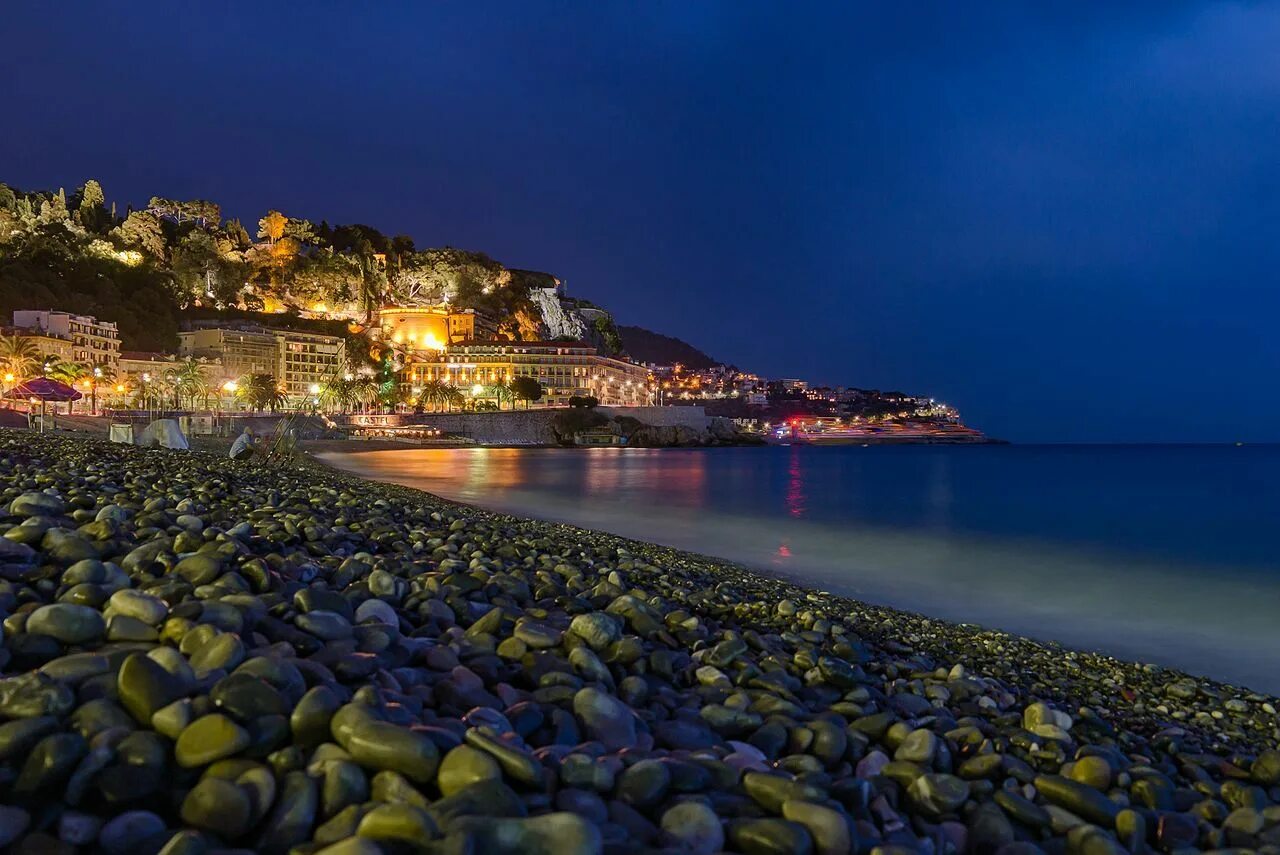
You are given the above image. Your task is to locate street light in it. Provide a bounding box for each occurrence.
[91,366,102,414]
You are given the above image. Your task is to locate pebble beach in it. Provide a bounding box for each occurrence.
[0,432,1277,855]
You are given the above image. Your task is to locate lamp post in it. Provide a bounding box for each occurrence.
[92,366,101,415]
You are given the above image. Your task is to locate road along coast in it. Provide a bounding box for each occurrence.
[0,432,1277,853]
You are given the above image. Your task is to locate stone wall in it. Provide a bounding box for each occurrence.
[598,406,709,429]
[409,410,560,445]
[337,406,713,446]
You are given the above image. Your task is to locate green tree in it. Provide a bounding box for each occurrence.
[170,358,210,408]
[258,211,286,245]
[173,231,245,304]
[79,180,104,212]
[76,180,111,232]
[236,373,286,412]
[113,211,167,259]
[510,376,543,409]
[0,334,40,382]
[46,359,88,386]
[38,189,70,225]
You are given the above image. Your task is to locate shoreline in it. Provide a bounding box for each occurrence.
[310,448,1277,711]
[0,432,1277,853]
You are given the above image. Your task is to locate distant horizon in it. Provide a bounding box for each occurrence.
[4,3,1279,443]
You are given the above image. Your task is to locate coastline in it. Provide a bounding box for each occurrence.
[0,432,1277,853]
[308,447,1279,714]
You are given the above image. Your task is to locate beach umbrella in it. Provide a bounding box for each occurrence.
[3,378,82,432]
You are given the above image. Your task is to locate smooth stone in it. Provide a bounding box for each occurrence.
[297,610,353,641]
[340,719,440,784]
[152,699,193,739]
[26,604,105,644]
[189,633,245,674]
[11,491,66,517]
[514,620,563,649]
[463,727,543,786]
[181,777,252,838]
[14,732,87,794]
[438,744,503,796]
[661,801,724,854]
[569,612,622,650]
[1068,756,1112,790]
[0,806,30,848]
[909,773,969,817]
[894,729,938,765]
[258,769,319,853]
[354,599,398,626]
[118,653,186,724]
[1034,775,1120,827]
[58,810,102,846]
[292,685,342,749]
[106,615,159,642]
[174,553,223,585]
[0,717,59,762]
[573,687,637,750]
[0,672,75,718]
[782,799,852,855]
[108,589,169,625]
[371,770,431,810]
[452,812,601,855]
[98,810,166,855]
[355,803,438,843]
[175,714,251,768]
[322,760,369,818]
[727,818,814,855]
[617,758,671,809]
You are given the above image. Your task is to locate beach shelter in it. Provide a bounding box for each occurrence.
[3,378,82,432]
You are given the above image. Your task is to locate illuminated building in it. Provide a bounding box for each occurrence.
[179,327,278,377]
[179,323,345,403]
[11,310,120,370]
[0,327,74,368]
[405,340,653,407]
[377,306,484,350]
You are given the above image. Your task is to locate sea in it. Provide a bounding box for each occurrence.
[317,444,1280,693]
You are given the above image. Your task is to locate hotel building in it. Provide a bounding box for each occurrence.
[404,340,653,407]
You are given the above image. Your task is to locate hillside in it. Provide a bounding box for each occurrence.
[0,179,609,354]
[617,325,718,368]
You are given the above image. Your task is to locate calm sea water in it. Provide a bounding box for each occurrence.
[318,444,1280,692]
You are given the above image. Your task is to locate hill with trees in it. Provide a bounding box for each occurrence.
[616,325,718,368]
[0,178,608,354]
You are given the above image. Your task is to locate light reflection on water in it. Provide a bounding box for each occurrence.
[318,445,1280,692]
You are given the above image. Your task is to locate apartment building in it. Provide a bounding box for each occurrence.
[178,323,345,403]
[11,310,120,369]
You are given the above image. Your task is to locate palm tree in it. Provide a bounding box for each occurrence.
[0,334,40,384]
[485,383,515,411]
[433,381,464,413]
[236,373,286,412]
[45,360,88,387]
[317,377,353,413]
[416,379,445,412]
[170,358,209,409]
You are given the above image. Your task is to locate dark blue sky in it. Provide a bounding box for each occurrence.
[3,2,1277,442]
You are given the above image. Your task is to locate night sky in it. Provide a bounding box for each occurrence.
[3,2,1277,442]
